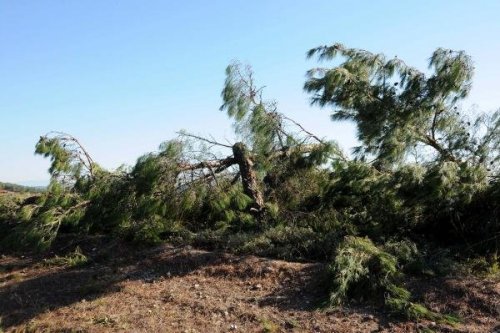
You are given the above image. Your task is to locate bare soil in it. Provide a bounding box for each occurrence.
[1,238,499,333]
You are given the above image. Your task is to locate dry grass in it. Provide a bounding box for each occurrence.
[0,239,499,332]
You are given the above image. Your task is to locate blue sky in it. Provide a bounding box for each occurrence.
[1,1,499,185]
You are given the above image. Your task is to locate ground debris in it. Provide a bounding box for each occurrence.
[0,242,498,333]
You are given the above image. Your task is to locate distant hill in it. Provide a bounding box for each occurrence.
[0,181,46,193]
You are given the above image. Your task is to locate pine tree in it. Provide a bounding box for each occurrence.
[305,43,499,172]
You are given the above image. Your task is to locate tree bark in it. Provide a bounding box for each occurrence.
[232,142,265,215]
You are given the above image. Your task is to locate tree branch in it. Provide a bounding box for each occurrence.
[282,115,324,144]
[177,131,233,149]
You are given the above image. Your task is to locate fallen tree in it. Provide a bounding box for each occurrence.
[1,46,499,325]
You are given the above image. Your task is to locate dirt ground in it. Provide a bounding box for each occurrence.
[1,238,499,333]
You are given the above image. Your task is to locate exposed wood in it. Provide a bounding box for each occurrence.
[232,142,265,215]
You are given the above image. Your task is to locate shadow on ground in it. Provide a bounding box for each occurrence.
[1,239,332,330]
[0,241,232,329]
[1,238,499,332]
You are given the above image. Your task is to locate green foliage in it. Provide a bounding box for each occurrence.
[0,182,87,251]
[328,237,457,323]
[305,43,499,171]
[3,45,498,257]
[221,63,279,156]
[0,193,26,244]
[328,236,398,305]
[0,193,24,222]
[35,137,76,178]
[42,246,89,267]
[35,132,99,194]
[221,62,338,174]
[239,225,333,260]
[208,185,255,230]
[383,239,425,274]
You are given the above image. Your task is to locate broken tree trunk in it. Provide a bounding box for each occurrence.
[177,132,329,219]
[232,142,265,215]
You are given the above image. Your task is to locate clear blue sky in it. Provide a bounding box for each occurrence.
[1,1,499,185]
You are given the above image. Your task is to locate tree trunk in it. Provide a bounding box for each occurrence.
[232,142,265,215]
